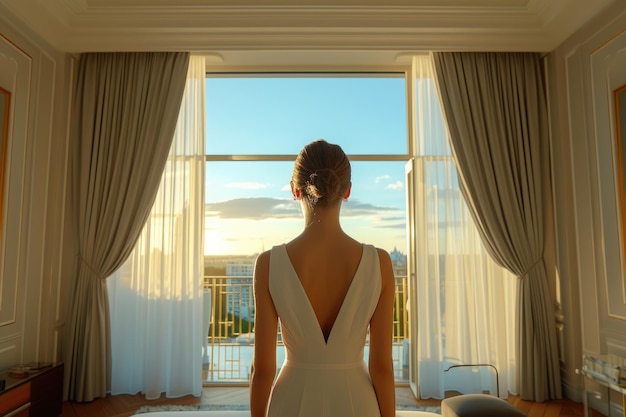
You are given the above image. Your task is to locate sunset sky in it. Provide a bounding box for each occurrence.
[204,75,410,256]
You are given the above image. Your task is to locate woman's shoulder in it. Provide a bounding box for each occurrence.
[256,249,271,262]
[373,246,391,260]
[254,249,272,272]
[254,244,288,267]
[360,243,391,260]
[257,244,286,257]
[361,245,392,273]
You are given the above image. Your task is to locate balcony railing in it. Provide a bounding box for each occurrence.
[202,274,410,384]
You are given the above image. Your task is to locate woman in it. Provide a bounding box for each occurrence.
[250,139,396,417]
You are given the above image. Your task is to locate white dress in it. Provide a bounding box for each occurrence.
[267,243,382,417]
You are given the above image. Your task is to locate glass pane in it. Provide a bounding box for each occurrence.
[206,75,408,155]
[204,160,407,255]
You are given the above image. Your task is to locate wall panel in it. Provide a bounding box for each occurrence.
[0,33,33,370]
[0,13,73,371]
[549,1,626,401]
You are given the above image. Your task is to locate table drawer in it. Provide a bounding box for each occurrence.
[0,382,31,415]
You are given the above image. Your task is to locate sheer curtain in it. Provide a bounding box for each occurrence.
[430,52,560,402]
[108,55,206,399]
[66,52,189,402]
[412,55,519,399]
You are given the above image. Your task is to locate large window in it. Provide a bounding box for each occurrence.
[203,72,412,383]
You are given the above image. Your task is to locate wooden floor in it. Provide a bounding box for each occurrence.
[61,386,587,417]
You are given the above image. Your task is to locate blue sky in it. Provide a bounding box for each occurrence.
[206,76,407,155]
[204,75,410,255]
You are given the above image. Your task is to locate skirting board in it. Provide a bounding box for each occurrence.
[562,379,584,403]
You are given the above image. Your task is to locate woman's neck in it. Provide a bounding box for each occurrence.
[302,203,342,230]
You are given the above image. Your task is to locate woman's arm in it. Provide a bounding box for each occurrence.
[249,251,278,417]
[369,248,396,417]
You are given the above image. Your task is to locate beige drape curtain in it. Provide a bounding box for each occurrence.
[109,55,206,399]
[431,52,561,401]
[66,52,190,402]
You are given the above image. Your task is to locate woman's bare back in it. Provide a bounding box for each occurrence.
[285,233,364,341]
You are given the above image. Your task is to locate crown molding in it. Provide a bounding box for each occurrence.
[0,0,621,57]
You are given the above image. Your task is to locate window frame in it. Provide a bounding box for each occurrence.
[204,66,415,162]
[202,65,417,385]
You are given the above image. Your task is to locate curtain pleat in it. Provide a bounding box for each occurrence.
[108,55,206,399]
[66,52,190,402]
[431,52,561,401]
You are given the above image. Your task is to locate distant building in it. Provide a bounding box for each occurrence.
[227,263,254,277]
[226,260,254,321]
[389,247,407,276]
[205,254,257,270]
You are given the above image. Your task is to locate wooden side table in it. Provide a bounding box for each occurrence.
[0,362,63,417]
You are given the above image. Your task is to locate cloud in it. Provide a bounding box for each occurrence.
[377,222,406,229]
[342,200,399,217]
[206,198,299,219]
[225,182,268,190]
[386,181,404,190]
[205,197,402,221]
[374,175,404,190]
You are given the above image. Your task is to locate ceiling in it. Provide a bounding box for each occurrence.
[1,0,621,66]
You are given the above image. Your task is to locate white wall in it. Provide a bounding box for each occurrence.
[549,0,626,402]
[0,7,74,370]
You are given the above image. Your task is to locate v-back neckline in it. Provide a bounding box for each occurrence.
[281,243,365,346]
